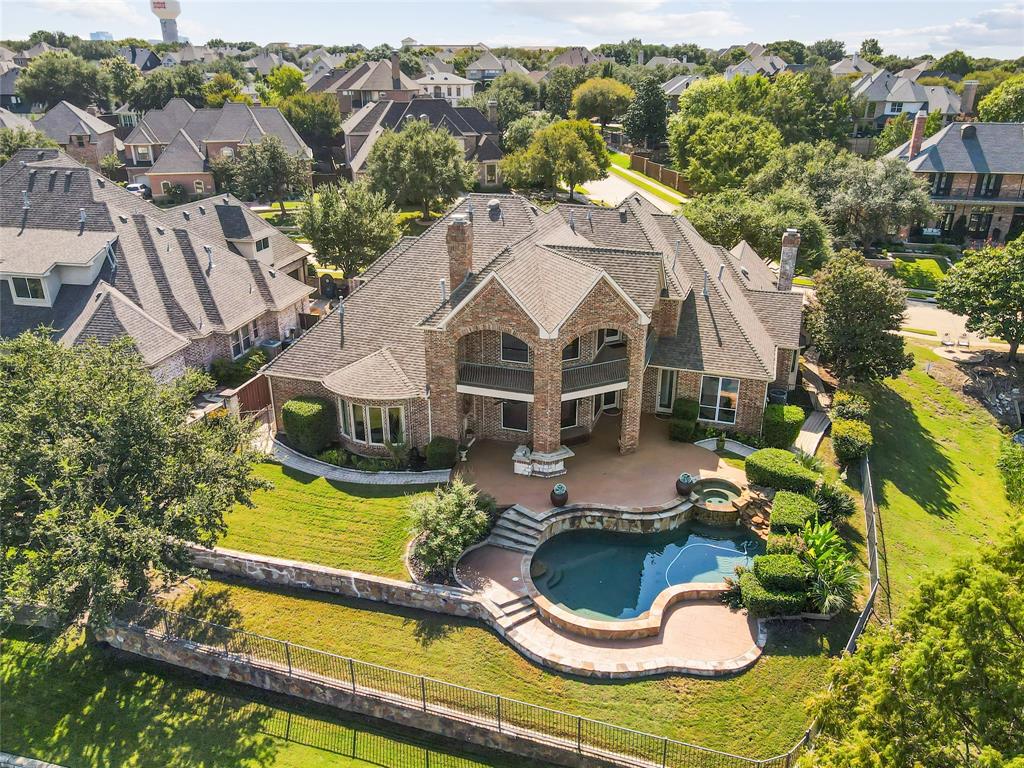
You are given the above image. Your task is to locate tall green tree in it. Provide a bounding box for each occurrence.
[298,179,399,277]
[873,112,913,157]
[804,250,913,382]
[542,66,587,118]
[622,77,667,149]
[278,92,341,145]
[0,127,58,165]
[858,38,883,58]
[502,111,556,153]
[100,56,141,105]
[934,49,973,77]
[501,119,608,200]
[234,135,310,214]
[978,75,1024,122]
[805,522,1024,767]
[264,64,305,103]
[0,331,268,631]
[128,65,205,111]
[937,237,1024,362]
[571,77,634,130]
[15,51,109,109]
[808,39,846,63]
[203,72,250,107]
[669,110,782,192]
[464,72,538,131]
[365,118,475,220]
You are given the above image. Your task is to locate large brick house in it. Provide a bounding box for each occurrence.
[306,54,420,117]
[34,101,121,170]
[263,193,802,476]
[0,149,312,381]
[123,99,311,201]
[888,116,1024,245]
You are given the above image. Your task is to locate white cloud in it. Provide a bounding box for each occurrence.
[872,3,1023,56]
[29,0,146,25]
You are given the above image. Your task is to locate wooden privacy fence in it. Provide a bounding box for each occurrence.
[226,373,271,416]
[628,155,692,196]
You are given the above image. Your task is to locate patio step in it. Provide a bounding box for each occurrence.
[496,605,538,632]
[501,509,547,533]
[495,594,531,611]
[493,519,541,540]
[487,532,533,553]
[505,503,547,524]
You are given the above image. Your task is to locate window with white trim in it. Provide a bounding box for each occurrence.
[221,146,234,158]
[194,180,205,194]
[500,333,529,363]
[352,405,366,441]
[339,398,351,437]
[561,337,580,361]
[387,407,404,444]
[230,319,260,359]
[889,102,903,113]
[137,145,150,158]
[368,406,385,445]
[347,403,406,444]
[485,164,497,184]
[699,375,739,424]
[11,276,45,301]
[501,401,528,431]
[160,181,171,195]
[657,368,676,412]
[255,236,270,252]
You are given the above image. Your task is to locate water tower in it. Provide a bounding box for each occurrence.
[150,0,181,43]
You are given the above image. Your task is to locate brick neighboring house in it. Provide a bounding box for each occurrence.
[888,117,1024,245]
[34,101,122,170]
[306,54,420,117]
[262,193,802,477]
[851,70,967,133]
[123,99,312,200]
[465,51,529,84]
[341,97,504,188]
[0,149,312,381]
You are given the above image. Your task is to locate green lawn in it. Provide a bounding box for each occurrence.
[220,463,434,578]
[865,342,1014,612]
[1,627,525,768]
[609,152,630,169]
[398,209,441,238]
[171,578,853,760]
[890,256,948,291]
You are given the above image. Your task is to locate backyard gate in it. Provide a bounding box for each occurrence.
[231,373,272,416]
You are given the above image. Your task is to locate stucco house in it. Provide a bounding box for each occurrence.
[34,101,122,170]
[262,193,802,477]
[416,72,475,106]
[0,149,312,381]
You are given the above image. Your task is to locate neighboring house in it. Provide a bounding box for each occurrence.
[341,97,503,188]
[306,55,420,116]
[897,59,963,83]
[0,62,28,113]
[724,54,788,81]
[299,47,345,71]
[117,45,161,72]
[160,52,181,68]
[716,42,765,60]
[420,55,455,76]
[0,149,312,381]
[34,101,122,170]
[829,54,876,76]
[0,46,16,62]
[244,51,301,77]
[548,47,607,69]
[662,74,704,108]
[16,41,68,65]
[416,72,475,105]
[888,117,1024,245]
[0,107,33,130]
[261,192,802,476]
[123,98,311,200]
[465,51,529,83]
[852,70,962,132]
[400,40,488,62]
[644,56,697,72]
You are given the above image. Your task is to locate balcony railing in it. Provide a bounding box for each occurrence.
[457,346,631,397]
[457,362,534,394]
[562,358,629,393]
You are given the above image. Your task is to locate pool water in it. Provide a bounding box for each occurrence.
[693,478,741,506]
[530,523,762,621]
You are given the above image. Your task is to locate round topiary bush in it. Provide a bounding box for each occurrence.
[281,396,336,456]
[770,490,819,533]
[752,553,807,592]
[672,397,700,420]
[832,418,873,463]
[832,391,870,422]
[739,571,807,617]
[668,418,696,442]
[424,436,458,469]
[745,448,819,494]
[762,404,806,448]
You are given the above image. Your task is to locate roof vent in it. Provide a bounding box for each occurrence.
[79,208,86,224]
[619,210,627,223]
[487,198,500,211]
[467,203,474,221]
[586,209,593,225]
[198,205,205,214]
[718,263,725,281]
[156,226,165,235]
[673,239,680,270]
[118,214,128,223]
[19,161,26,168]
[96,177,105,188]
[223,195,230,204]
[21,190,29,210]
[183,210,190,220]
[439,277,448,303]
[960,124,976,140]
[740,266,750,280]
[702,270,709,298]
[269,268,277,277]
[568,210,575,232]
[203,244,214,271]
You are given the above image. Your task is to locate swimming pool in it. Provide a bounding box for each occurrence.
[530,523,762,621]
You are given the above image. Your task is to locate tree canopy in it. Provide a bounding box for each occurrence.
[100,56,141,106]
[805,250,913,382]
[278,92,342,145]
[129,65,205,111]
[0,127,58,165]
[873,113,912,157]
[15,51,108,109]
[622,76,667,149]
[502,111,556,153]
[464,72,538,131]
[937,237,1024,362]
[203,72,250,107]
[669,110,782,192]
[501,119,609,200]
[571,77,634,128]
[0,331,267,630]
[263,64,305,103]
[234,135,310,214]
[542,66,587,118]
[977,75,1024,122]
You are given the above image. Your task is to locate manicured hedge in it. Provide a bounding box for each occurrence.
[832,391,870,422]
[766,533,806,556]
[424,436,458,469]
[282,396,336,455]
[739,571,806,617]
[832,418,873,463]
[770,490,819,533]
[745,448,819,494]
[753,553,806,592]
[762,404,806,449]
[672,397,700,420]
[668,418,696,442]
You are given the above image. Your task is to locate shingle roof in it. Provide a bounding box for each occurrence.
[0,107,33,130]
[35,101,116,144]
[888,121,1024,174]
[662,75,703,97]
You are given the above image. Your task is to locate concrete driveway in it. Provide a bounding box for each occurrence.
[586,173,681,213]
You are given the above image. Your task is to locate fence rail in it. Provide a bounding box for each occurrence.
[116,599,807,768]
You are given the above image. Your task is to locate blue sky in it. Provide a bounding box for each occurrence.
[3,1,1022,59]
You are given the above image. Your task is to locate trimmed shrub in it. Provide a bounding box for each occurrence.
[668,418,696,442]
[832,418,873,463]
[317,448,348,466]
[282,396,336,455]
[411,478,492,575]
[739,571,806,617]
[766,533,806,556]
[762,404,805,449]
[209,349,267,388]
[745,448,819,494]
[753,553,806,591]
[771,490,819,534]
[832,391,870,422]
[424,436,458,469]
[672,397,700,420]
[815,481,856,522]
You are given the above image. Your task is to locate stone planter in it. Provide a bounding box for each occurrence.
[675,472,695,496]
[550,483,568,507]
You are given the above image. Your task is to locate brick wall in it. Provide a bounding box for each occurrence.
[150,172,216,199]
[650,296,681,337]
[772,348,797,390]
[150,350,186,383]
[648,368,767,437]
[62,132,116,170]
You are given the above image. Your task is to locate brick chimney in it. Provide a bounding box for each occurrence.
[778,228,800,292]
[446,213,473,290]
[486,99,498,125]
[391,51,401,89]
[960,79,979,116]
[908,110,928,160]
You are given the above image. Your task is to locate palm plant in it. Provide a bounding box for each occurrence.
[801,520,861,613]
[793,448,824,473]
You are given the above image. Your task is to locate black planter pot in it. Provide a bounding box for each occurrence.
[551,488,568,507]
[676,478,695,496]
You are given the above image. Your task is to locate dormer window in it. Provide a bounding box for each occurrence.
[12,276,45,301]
[137,146,150,158]
[221,146,234,158]
[255,236,270,252]
[73,135,86,147]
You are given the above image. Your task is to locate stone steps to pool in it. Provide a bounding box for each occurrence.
[486,531,534,553]
[492,522,541,546]
[494,595,539,631]
[502,508,547,533]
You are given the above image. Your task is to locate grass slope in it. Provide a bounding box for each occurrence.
[174,579,853,759]
[1,627,524,768]
[608,152,685,206]
[220,463,433,578]
[891,256,947,291]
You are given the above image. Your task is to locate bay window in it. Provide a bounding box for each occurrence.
[346,403,406,445]
[699,375,739,424]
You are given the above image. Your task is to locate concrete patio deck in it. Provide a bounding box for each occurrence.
[458,414,746,511]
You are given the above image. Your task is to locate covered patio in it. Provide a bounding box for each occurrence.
[458,413,746,511]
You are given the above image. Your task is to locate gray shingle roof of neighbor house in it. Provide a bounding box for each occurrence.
[264,191,801,394]
[829,54,876,76]
[887,122,1024,174]
[0,149,312,365]
[0,107,33,130]
[311,59,419,94]
[662,74,704,97]
[35,101,117,144]
[548,47,606,69]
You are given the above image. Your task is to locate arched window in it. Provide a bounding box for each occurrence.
[500,333,529,363]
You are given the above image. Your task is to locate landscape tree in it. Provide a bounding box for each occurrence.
[99,152,122,179]
[808,39,846,62]
[129,65,206,111]
[873,113,912,156]
[464,72,538,131]
[278,92,342,145]
[203,72,250,107]
[100,56,141,105]
[934,49,973,77]
[622,76,667,149]
[365,118,475,220]
[209,153,238,195]
[977,75,1024,122]
[764,69,854,145]
[746,139,855,209]
[669,111,782,192]
[234,135,310,215]
[923,109,944,138]
[501,119,608,200]
[998,439,1024,508]
[205,56,250,83]
[937,237,1024,362]
[297,179,399,277]
[0,331,268,631]
[805,522,1024,767]
[0,127,58,165]
[858,38,883,58]
[15,51,108,109]
[264,64,305,103]
[804,250,913,382]
[502,111,556,153]
[542,65,587,118]
[571,77,634,130]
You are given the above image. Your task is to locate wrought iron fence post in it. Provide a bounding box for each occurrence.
[576,717,582,752]
[420,676,427,711]
[349,658,356,693]
[661,737,668,767]
[285,641,292,675]
[496,695,502,733]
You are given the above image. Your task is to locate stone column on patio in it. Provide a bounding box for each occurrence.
[618,332,646,454]
[531,337,563,455]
